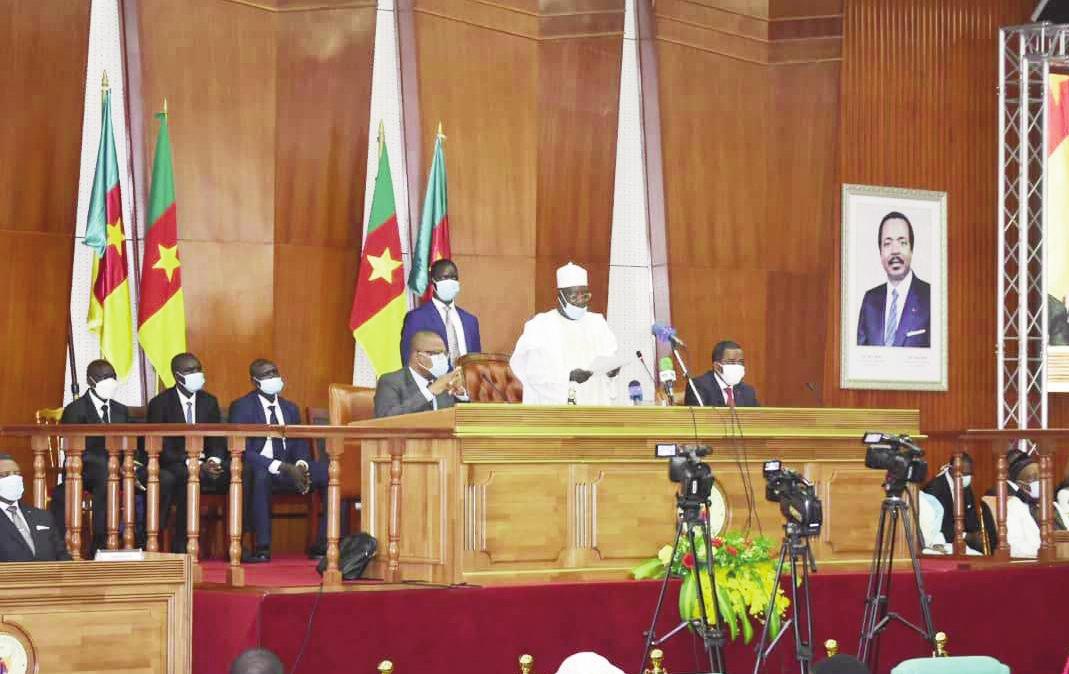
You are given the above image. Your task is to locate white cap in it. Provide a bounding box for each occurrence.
[555,653,625,674]
[556,262,588,288]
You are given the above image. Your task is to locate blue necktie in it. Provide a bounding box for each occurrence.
[185,401,193,424]
[884,288,900,346]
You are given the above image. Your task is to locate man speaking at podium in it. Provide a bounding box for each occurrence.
[510,262,620,405]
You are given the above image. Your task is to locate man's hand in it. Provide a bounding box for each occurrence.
[204,460,224,478]
[281,462,311,494]
[606,367,621,378]
[429,368,464,396]
[569,369,593,384]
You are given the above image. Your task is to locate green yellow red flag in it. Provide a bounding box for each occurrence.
[408,123,451,301]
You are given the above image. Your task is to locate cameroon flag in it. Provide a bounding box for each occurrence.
[137,104,186,387]
[349,126,407,375]
[408,123,451,300]
[85,77,134,379]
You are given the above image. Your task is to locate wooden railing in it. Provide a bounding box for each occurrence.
[0,423,451,589]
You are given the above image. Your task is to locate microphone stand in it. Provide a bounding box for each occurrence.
[671,345,705,406]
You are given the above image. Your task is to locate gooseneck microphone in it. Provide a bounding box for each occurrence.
[651,322,687,348]
[658,356,677,405]
[628,380,644,406]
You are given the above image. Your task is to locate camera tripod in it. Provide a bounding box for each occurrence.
[857,484,936,672]
[639,494,728,674]
[752,523,817,674]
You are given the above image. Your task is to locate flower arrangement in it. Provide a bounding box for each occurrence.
[631,528,789,644]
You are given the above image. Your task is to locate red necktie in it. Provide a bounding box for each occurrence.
[725,386,735,406]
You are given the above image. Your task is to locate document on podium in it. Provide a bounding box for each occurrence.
[588,353,632,376]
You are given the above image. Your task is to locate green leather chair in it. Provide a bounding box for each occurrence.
[891,656,1010,674]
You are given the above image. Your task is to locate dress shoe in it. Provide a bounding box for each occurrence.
[241,548,272,564]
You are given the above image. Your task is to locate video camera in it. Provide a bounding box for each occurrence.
[862,432,927,490]
[656,443,714,505]
[762,460,823,536]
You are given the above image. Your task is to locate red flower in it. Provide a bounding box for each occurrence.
[726,545,738,556]
[712,537,724,548]
[682,553,695,569]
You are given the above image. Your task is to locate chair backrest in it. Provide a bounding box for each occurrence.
[456,353,523,403]
[891,656,1010,674]
[35,407,65,482]
[306,406,330,460]
[328,384,377,502]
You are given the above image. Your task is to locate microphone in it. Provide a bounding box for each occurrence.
[636,351,657,384]
[658,356,677,405]
[651,322,687,348]
[480,374,508,402]
[628,380,644,406]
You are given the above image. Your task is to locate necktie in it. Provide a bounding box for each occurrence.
[884,288,900,346]
[185,401,193,424]
[7,505,35,554]
[725,386,735,406]
[443,304,460,362]
[267,404,283,461]
[101,403,110,424]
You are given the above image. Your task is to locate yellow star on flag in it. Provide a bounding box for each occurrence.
[106,219,125,254]
[153,244,181,282]
[366,247,403,283]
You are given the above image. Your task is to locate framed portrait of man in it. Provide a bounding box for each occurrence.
[841,184,948,390]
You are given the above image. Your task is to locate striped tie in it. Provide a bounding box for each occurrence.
[884,288,900,346]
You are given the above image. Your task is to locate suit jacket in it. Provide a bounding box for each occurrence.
[684,371,760,408]
[227,391,310,471]
[374,368,457,418]
[400,301,482,363]
[857,276,931,347]
[61,394,130,455]
[147,388,226,466]
[923,473,996,553]
[0,502,71,562]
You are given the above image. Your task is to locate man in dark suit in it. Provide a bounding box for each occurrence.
[147,352,229,553]
[49,359,139,553]
[400,259,482,364]
[228,358,327,563]
[376,331,467,418]
[922,452,996,555]
[1,452,71,562]
[685,340,760,408]
[856,211,931,348]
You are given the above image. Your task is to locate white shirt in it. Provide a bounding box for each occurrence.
[256,395,306,475]
[510,309,619,405]
[89,390,111,421]
[1006,488,1040,559]
[177,388,197,423]
[884,270,914,336]
[432,297,468,358]
[917,491,947,550]
[409,368,439,411]
[713,372,734,403]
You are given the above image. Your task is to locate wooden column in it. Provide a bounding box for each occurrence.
[122,437,136,549]
[323,436,343,588]
[386,438,405,583]
[106,443,121,550]
[186,434,204,582]
[31,434,47,509]
[995,445,1010,560]
[227,436,245,587]
[66,435,85,560]
[951,450,965,555]
[145,435,161,552]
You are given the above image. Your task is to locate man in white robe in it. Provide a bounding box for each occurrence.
[510,262,620,405]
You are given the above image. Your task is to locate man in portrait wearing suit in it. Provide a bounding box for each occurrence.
[856,211,931,348]
[228,358,327,562]
[685,340,760,408]
[375,331,467,418]
[146,352,229,553]
[0,452,71,562]
[399,259,482,365]
[49,358,143,553]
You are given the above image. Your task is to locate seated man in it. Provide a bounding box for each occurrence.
[685,340,759,407]
[400,258,482,365]
[229,359,327,563]
[999,449,1041,559]
[49,359,144,553]
[1,452,71,562]
[921,453,995,555]
[375,330,467,418]
[147,352,229,553]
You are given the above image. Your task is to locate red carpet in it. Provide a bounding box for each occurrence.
[194,564,1069,674]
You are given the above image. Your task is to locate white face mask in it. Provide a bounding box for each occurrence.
[434,279,460,303]
[0,474,24,503]
[257,376,285,396]
[178,371,206,393]
[558,294,587,321]
[92,376,119,401]
[961,474,972,489]
[718,363,745,387]
[422,352,449,379]
[1028,480,1041,499]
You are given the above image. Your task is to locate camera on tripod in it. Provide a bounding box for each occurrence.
[655,443,714,503]
[762,460,823,537]
[862,432,928,489]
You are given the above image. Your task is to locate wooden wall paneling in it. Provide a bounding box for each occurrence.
[452,254,537,355]
[0,0,91,466]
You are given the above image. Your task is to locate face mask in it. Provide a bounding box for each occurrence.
[558,295,587,321]
[0,475,24,503]
[719,364,745,387]
[423,353,449,379]
[1028,480,1041,499]
[961,475,972,489]
[178,371,206,393]
[434,279,460,303]
[257,376,284,396]
[92,377,119,401]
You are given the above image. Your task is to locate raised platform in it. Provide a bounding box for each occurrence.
[193,558,1069,674]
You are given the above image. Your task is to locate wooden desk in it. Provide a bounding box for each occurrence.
[356,405,921,584]
[0,553,192,673]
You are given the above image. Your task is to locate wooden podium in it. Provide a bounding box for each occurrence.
[357,405,921,585]
[0,553,192,673]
